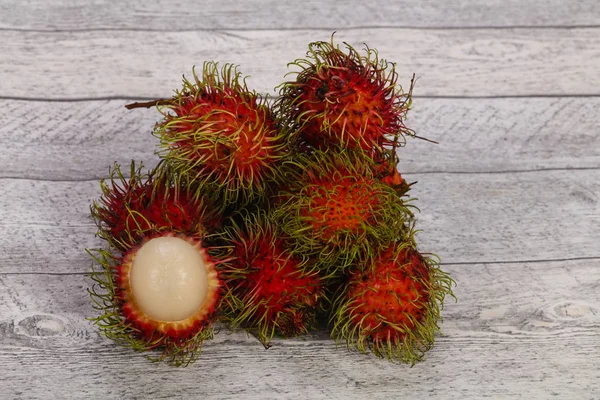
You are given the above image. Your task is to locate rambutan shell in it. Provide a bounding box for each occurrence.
[154,63,288,206]
[331,244,454,364]
[275,38,414,153]
[219,212,323,346]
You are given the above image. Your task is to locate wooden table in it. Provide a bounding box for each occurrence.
[1,1,599,399]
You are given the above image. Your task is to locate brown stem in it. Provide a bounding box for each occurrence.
[124,99,172,110]
[413,134,439,145]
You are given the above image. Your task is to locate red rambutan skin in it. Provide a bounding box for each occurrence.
[239,243,319,331]
[224,217,322,343]
[166,91,277,182]
[103,184,198,243]
[380,169,403,186]
[92,163,220,252]
[277,39,414,153]
[345,246,430,344]
[155,63,287,204]
[274,150,413,273]
[371,151,411,196]
[301,171,382,241]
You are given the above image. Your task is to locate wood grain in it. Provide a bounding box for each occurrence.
[1,169,599,274]
[2,98,599,180]
[1,28,599,98]
[1,0,599,397]
[0,0,598,31]
[1,260,598,399]
[0,100,161,180]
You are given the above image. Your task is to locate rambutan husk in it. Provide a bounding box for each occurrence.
[88,233,227,366]
[372,149,413,197]
[330,241,455,364]
[273,149,415,275]
[91,161,222,253]
[274,35,415,154]
[218,211,324,347]
[153,62,289,208]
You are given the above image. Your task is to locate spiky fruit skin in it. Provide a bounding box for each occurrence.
[331,244,454,364]
[91,162,221,253]
[372,150,412,197]
[275,38,414,154]
[154,62,288,207]
[274,150,413,274]
[220,212,323,347]
[88,233,225,366]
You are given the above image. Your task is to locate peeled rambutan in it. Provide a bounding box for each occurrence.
[88,233,225,366]
[91,161,221,252]
[275,37,414,153]
[274,149,413,273]
[219,212,323,347]
[331,243,454,364]
[154,62,288,206]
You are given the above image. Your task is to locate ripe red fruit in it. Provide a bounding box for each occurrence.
[274,150,413,273]
[220,213,323,347]
[91,162,220,252]
[331,244,454,364]
[276,38,414,154]
[89,233,225,366]
[372,150,412,197]
[154,62,288,206]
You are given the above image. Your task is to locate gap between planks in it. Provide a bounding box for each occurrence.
[2,256,600,276]
[2,94,600,103]
[3,166,600,183]
[2,25,600,34]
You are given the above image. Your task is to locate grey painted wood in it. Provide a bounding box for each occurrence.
[1,98,599,180]
[0,100,161,180]
[2,169,599,274]
[1,0,599,397]
[0,0,598,30]
[1,260,598,399]
[1,28,599,98]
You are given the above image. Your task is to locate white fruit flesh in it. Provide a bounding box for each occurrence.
[130,236,208,322]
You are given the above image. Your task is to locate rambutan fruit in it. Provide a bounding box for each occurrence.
[273,149,414,274]
[91,161,221,253]
[88,233,225,366]
[372,149,412,197]
[331,243,454,364]
[275,36,414,153]
[154,62,288,207]
[219,212,323,347]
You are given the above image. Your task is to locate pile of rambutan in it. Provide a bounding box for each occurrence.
[87,36,455,366]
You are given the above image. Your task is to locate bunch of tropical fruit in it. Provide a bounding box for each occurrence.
[87,37,454,366]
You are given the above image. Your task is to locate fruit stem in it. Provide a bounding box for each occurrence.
[125,99,172,110]
[413,135,439,145]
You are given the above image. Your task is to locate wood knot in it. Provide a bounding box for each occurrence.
[551,301,598,320]
[16,314,66,337]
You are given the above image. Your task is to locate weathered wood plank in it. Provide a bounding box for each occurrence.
[2,98,599,180]
[0,2,597,398]
[0,0,598,30]
[1,260,598,399]
[1,170,599,274]
[0,100,161,180]
[1,29,599,98]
